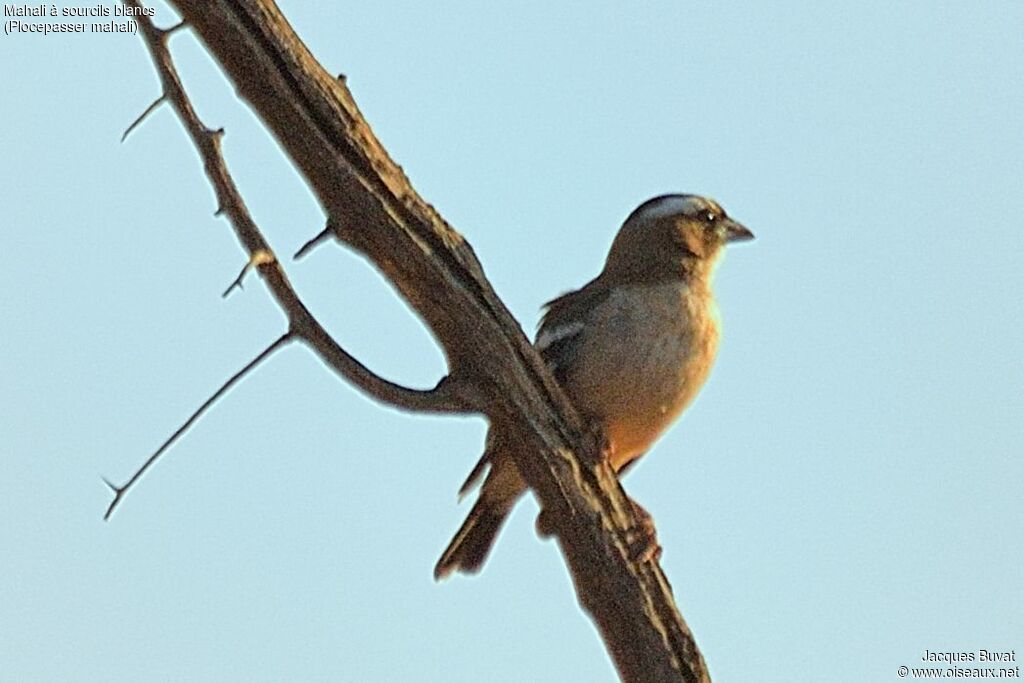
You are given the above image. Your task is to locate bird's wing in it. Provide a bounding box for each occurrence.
[536,276,610,385]
[457,277,611,499]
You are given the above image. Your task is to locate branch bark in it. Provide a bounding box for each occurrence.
[128,1,711,680]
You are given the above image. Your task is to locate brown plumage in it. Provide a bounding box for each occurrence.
[435,194,753,580]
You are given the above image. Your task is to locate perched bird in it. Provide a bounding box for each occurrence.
[435,193,753,580]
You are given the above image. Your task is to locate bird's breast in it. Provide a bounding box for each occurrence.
[564,282,720,470]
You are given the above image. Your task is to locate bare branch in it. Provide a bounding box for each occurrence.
[106,1,483,519]
[103,332,293,520]
[123,0,483,417]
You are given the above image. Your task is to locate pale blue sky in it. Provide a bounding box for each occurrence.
[2,2,1022,681]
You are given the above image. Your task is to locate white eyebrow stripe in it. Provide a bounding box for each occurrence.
[535,321,585,352]
[631,195,708,222]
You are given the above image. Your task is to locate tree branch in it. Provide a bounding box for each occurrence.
[104,332,294,520]
[121,1,711,680]
[123,1,481,417]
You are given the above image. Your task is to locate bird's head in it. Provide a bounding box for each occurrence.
[603,194,753,283]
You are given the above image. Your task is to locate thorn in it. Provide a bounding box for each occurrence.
[222,262,249,298]
[223,249,276,298]
[102,478,126,521]
[159,20,187,41]
[293,226,332,260]
[535,508,557,539]
[121,95,166,143]
[214,205,225,217]
[203,127,225,149]
[337,72,347,83]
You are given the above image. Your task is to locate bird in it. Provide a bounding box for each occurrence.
[434,193,753,580]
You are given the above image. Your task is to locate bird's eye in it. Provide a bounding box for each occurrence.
[702,211,717,223]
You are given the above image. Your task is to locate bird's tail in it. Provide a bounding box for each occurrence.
[434,497,511,580]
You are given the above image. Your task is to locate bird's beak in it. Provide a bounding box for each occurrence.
[724,218,755,243]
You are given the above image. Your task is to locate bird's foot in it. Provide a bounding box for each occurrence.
[580,419,611,467]
[625,498,662,564]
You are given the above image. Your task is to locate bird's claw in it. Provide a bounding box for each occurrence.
[625,498,662,564]
[581,419,611,466]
